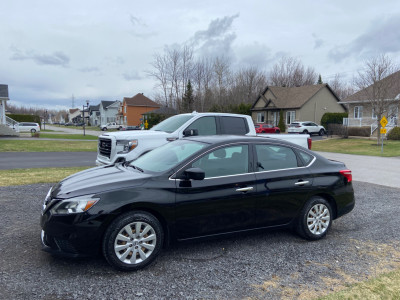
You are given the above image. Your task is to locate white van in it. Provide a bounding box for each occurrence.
[18,122,41,133]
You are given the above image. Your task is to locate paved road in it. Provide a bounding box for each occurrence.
[0,152,97,169]
[45,125,103,136]
[316,152,400,189]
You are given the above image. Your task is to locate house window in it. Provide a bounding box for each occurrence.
[286,111,295,125]
[124,106,127,114]
[354,106,363,119]
[257,112,265,123]
[372,108,377,119]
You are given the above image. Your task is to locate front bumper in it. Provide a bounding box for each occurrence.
[40,211,110,257]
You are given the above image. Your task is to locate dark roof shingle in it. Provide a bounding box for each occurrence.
[124,93,160,107]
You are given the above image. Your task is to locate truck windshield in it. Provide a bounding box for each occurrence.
[129,140,207,173]
[150,114,193,133]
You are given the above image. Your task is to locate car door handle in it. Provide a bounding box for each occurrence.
[236,187,254,192]
[295,181,310,186]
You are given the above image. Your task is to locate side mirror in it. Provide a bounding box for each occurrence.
[184,167,205,180]
[183,129,198,137]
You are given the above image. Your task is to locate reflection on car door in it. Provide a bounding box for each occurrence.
[253,144,314,227]
[174,144,257,240]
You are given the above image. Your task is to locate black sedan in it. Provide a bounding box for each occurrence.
[40,136,354,271]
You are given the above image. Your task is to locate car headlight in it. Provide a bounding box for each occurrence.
[117,139,138,154]
[50,195,100,215]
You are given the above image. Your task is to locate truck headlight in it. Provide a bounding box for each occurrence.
[50,195,100,215]
[117,139,138,154]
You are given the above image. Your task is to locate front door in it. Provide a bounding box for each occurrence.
[174,144,257,240]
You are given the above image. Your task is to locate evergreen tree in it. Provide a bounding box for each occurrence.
[317,74,323,84]
[278,110,286,132]
[182,80,194,113]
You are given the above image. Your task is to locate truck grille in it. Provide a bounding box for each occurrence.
[98,138,112,158]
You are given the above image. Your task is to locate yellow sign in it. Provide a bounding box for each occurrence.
[380,128,387,134]
[144,120,148,129]
[380,116,388,128]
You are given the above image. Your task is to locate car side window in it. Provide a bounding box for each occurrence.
[220,116,249,135]
[192,145,249,178]
[255,144,299,172]
[186,117,217,135]
[298,151,314,166]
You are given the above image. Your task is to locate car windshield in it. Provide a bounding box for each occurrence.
[129,140,207,173]
[150,115,193,133]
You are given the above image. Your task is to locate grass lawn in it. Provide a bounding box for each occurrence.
[38,133,98,140]
[0,140,97,152]
[312,138,400,157]
[319,268,400,299]
[0,167,91,186]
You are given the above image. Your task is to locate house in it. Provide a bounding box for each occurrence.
[251,84,346,128]
[88,104,100,126]
[0,84,18,136]
[68,108,81,123]
[0,84,9,126]
[340,71,400,134]
[99,100,121,125]
[122,93,160,126]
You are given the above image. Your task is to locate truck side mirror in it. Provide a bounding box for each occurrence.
[183,129,198,137]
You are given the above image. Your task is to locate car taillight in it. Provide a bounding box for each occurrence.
[340,170,352,183]
[296,125,301,128]
[307,137,312,150]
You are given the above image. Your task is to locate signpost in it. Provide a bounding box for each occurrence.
[380,116,388,154]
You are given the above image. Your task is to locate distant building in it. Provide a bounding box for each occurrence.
[122,93,160,126]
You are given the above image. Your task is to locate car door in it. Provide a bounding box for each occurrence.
[253,143,314,227]
[309,122,319,134]
[174,144,257,240]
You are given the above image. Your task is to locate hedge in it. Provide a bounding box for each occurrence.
[7,114,41,126]
[387,127,400,140]
[321,112,348,128]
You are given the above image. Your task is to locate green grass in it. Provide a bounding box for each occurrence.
[319,268,400,300]
[0,140,97,152]
[38,133,98,140]
[0,167,91,186]
[312,138,400,157]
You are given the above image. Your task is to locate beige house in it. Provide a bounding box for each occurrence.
[251,84,346,128]
[339,70,400,134]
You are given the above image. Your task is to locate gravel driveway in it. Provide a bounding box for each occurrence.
[0,182,399,300]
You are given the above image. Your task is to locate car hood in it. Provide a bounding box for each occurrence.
[100,130,170,138]
[51,165,152,199]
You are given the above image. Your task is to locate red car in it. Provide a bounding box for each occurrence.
[255,124,280,134]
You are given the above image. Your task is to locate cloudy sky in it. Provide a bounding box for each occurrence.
[1,0,400,110]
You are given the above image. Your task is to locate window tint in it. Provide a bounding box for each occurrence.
[298,151,314,166]
[192,145,249,178]
[255,144,298,171]
[186,117,217,135]
[220,117,248,135]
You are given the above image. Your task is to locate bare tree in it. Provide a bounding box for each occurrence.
[269,56,318,87]
[328,74,355,100]
[354,54,400,143]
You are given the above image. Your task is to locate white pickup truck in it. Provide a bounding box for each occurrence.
[96,112,311,166]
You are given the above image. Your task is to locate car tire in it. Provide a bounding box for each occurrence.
[102,127,107,131]
[319,129,325,136]
[102,211,163,271]
[302,130,308,134]
[275,129,280,134]
[31,129,36,133]
[296,196,332,240]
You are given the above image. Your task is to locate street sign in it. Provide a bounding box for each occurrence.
[380,116,388,128]
[380,128,387,134]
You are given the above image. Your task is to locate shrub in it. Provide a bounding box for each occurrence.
[327,124,348,137]
[278,110,286,133]
[347,126,370,137]
[7,114,41,126]
[387,127,400,140]
[321,112,348,128]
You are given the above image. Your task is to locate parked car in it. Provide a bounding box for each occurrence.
[121,126,141,131]
[75,122,85,127]
[18,122,40,133]
[41,135,355,271]
[255,124,280,134]
[288,121,326,135]
[64,122,74,126]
